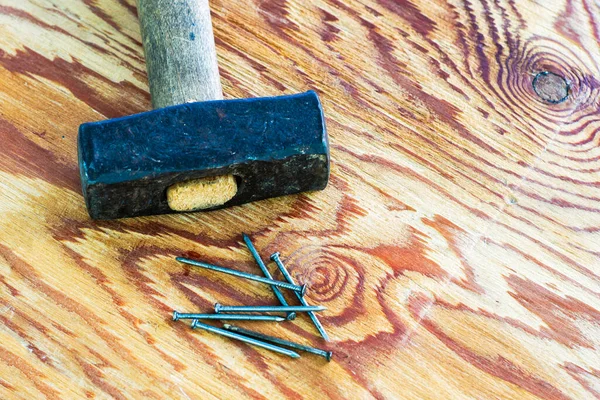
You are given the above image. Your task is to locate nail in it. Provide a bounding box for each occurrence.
[172,311,285,322]
[176,257,306,295]
[271,252,330,341]
[223,324,332,361]
[242,234,296,320]
[191,320,300,358]
[215,304,325,313]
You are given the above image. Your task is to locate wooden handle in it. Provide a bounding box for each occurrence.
[137,0,223,108]
[137,0,237,212]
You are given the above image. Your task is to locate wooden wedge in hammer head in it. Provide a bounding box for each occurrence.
[77,0,330,220]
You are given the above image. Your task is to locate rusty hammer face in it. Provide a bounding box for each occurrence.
[77,0,329,220]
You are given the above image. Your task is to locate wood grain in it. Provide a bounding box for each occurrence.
[0,0,599,399]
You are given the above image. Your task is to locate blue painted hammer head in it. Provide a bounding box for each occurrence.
[78,91,329,220]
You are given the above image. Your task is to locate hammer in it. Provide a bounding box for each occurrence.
[78,0,329,220]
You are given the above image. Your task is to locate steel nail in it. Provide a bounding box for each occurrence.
[242,234,296,320]
[172,311,286,322]
[191,320,300,358]
[215,304,325,313]
[223,324,332,361]
[176,257,306,295]
[271,252,330,341]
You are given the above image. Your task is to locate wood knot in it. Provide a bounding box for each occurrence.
[532,71,569,104]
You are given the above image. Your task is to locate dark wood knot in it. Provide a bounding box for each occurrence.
[532,71,569,104]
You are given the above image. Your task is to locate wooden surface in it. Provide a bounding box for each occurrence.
[0,0,599,399]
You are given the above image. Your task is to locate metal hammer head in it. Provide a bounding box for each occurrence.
[78,91,330,220]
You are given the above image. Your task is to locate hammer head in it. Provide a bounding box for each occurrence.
[78,91,329,220]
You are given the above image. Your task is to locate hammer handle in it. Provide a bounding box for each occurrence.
[137,0,223,108]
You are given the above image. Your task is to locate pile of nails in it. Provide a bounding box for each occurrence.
[172,234,332,361]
